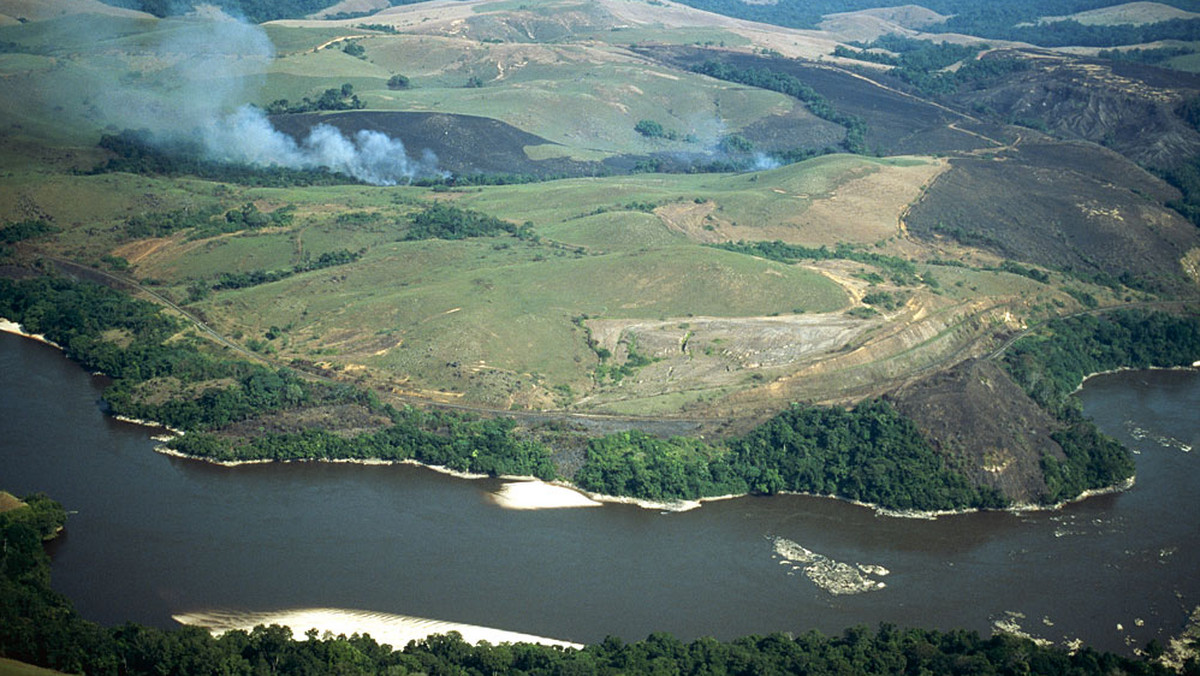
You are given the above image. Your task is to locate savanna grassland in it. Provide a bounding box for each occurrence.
[7,0,1200,673]
[1,0,1200,503]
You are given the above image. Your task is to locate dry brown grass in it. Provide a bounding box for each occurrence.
[0,0,149,22]
[0,491,26,514]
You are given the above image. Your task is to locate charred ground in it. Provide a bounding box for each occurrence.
[269,111,608,178]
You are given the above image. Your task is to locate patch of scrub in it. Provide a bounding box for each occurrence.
[770,537,888,596]
[174,608,582,649]
[490,479,602,510]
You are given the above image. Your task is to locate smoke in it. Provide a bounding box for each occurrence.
[91,7,439,185]
[201,106,441,186]
[752,153,782,171]
[674,114,782,173]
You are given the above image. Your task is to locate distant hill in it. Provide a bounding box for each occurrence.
[0,0,150,23]
[1037,1,1200,27]
[89,0,432,22]
[672,0,1200,46]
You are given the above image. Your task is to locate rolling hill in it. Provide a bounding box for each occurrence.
[1,0,1199,507]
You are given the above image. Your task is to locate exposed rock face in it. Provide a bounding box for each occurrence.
[888,359,1065,504]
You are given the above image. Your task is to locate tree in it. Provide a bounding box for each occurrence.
[635,119,667,138]
[719,134,754,153]
[386,74,411,90]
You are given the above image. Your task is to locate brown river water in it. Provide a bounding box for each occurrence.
[1,331,1197,653]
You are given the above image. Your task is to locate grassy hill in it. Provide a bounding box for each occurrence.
[0,0,1198,504]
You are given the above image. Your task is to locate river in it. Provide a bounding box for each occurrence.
[1,330,1197,654]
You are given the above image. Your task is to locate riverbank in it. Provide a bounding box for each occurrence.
[173,608,583,650]
[0,318,59,348]
[151,436,1144,519]
[0,324,1153,520]
[1072,365,1200,395]
[1161,606,1200,671]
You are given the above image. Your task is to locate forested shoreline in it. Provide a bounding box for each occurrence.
[1,493,1192,675]
[2,274,1198,514]
[3,273,1200,672]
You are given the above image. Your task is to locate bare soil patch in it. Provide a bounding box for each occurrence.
[0,491,26,514]
[798,158,946,245]
[579,312,874,406]
[110,237,174,266]
[703,295,1021,422]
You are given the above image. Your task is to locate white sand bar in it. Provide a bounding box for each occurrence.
[490,480,602,510]
[174,608,582,649]
[0,318,58,347]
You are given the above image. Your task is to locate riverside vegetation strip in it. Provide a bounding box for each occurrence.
[3,275,1197,512]
[3,0,1200,668]
[1,494,1188,675]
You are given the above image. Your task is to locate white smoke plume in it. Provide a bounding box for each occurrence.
[201,106,441,186]
[94,7,438,185]
[752,153,782,171]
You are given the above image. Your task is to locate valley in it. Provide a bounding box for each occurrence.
[2,0,1200,667]
[3,0,1200,507]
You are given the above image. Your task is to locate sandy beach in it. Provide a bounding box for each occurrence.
[489,479,602,510]
[173,608,583,649]
[0,318,59,348]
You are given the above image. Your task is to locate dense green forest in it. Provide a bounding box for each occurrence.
[169,411,558,479]
[406,203,535,241]
[1161,102,1200,227]
[210,249,363,291]
[2,493,1190,676]
[574,401,1005,511]
[1098,46,1198,65]
[5,275,1193,510]
[1002,310,1200,416]
[0,220,60,244]
[265,84,364,115]
[1001,309,1200,501]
